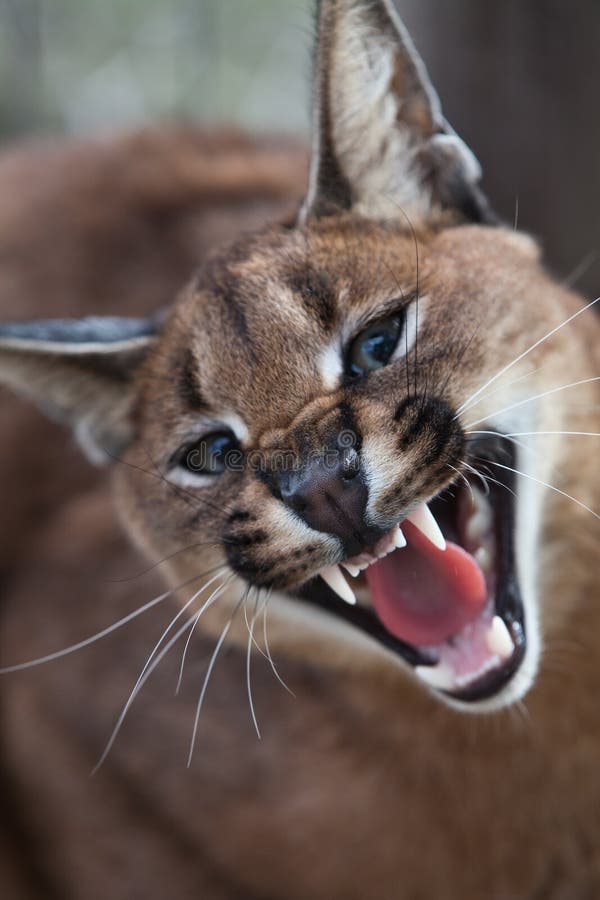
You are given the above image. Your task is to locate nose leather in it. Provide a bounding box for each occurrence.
[277,451,379,554]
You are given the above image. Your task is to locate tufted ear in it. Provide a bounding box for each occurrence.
[0,316,159,464]
[300,0,496,226]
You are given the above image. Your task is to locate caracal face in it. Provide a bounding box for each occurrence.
[0,0,597,716]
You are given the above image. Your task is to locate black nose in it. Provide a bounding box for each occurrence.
[276,447,378,554]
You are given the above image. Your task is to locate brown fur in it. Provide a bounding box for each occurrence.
[1,3,599,898]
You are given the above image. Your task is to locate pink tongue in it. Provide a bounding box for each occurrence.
[365,521,487,646]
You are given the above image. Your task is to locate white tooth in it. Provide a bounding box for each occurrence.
[394,526,407,549]
[415,661,455,691]
[486,616,513,660]
[320,565,357,605]
[406,504,446,551]
[474,546,492,574]
[341,562,361,578]
[466,511,490,543]
[473,488,493,519]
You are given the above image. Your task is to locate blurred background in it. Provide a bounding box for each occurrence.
[0,0,598,295]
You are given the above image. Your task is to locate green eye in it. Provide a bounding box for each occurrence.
[180,432,240,475]
[346,313,404,378]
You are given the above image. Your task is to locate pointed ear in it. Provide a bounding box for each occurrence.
[0,316,160,465]
[300,0,496,225]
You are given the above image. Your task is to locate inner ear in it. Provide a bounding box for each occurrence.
[0,316,159,465]
[301,0,496,226]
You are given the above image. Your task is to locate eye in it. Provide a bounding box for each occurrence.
[179,431,240,476]
[345,312,405,379]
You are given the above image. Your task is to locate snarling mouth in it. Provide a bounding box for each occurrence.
[306,433,527,705]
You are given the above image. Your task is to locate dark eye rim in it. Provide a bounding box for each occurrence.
[172,430,241,476]
[343,309,406,381]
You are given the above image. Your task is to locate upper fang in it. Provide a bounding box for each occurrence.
[320,565,357,605]
[406,503,446,551]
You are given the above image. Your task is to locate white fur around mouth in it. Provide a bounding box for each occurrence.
[319,501,446,604]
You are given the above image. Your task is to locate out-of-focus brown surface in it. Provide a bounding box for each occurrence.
[401,0,600,297]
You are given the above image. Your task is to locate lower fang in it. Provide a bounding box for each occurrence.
[394,526,407,548]
[486,616,514,660]
[415,661,455,691]
[474,546,493,574]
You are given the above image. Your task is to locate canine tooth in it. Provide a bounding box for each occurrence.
[474,546,492,574]
[486,616,513,660]
[466,510,491,544]
[406,504,446,551]
[341,562,361,578]
[320,565,357,605]
[394,526,407,549]
[415,662,455,691]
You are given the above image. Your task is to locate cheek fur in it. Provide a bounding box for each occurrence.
[222,497,338,589]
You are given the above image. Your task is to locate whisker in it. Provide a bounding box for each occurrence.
[93,610,201,774]
[187,592,245,767]
[459,460,491,496]
[454,363,547,420]
[106,541,226,583]
[465,431,545,464]
[0,568,220,675]
[463,376,600,430]
[262,591,295,696]
[563,250,597,289]
[461,459,516,498]
[175,574,235,695]
[243,588,294,693]
[474,457,599,520]
[107,448,234,522]
[504,431,600,439]
[455,295,599,418]
[446,463,475,504]
[245,590,262,740]
[92,568,228,772]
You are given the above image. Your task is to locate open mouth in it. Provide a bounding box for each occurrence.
[307,433,527,705]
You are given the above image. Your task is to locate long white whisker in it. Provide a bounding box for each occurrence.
[447,463,475,503]
[463,377,600,430]
[175,574,234,695]
[460,459,516,498]
[92,568,227,772]
[135,569,227,687]
[456,364,547,422]
[246,591,261,740]
[93,611,200,774]
[479,458,599,520]
[460,460,490,496]
[455,295,599,417]
[187,595,244,768]
[262,591,295,696]
[0,570,215,675]
[505,431,600,438]
[241,589,279,671]
[466,430,545,463]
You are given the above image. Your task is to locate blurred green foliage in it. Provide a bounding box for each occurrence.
[0,0,311,139]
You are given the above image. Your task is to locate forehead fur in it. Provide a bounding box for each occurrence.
[139,216,540,436]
